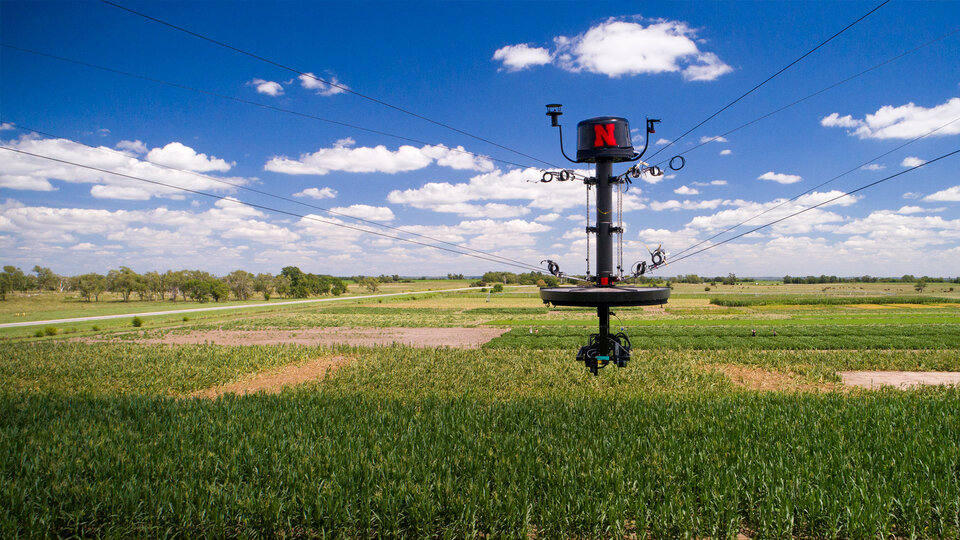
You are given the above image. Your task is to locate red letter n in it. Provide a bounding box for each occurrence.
[594,123,616,147]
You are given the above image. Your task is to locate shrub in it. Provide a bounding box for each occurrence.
[43,326,58,336]
[132,316,143,328]
[34,329,44,338]
[704,286,711,291]
[182,316,189,322]
[492,284,504,293]
[92,325,100,331]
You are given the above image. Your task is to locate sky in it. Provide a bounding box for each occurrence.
[2,1,959,278]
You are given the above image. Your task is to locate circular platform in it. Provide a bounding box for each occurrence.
[539,286,670,307]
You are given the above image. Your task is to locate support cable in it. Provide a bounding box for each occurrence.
[647,0,891,161]
[0,145,553,273]
[100,0,565,171]
[652,27,960,168]
[665,147,960,267]
[0,122,548,273]
[0,44,538,173]
[670,114,960,259]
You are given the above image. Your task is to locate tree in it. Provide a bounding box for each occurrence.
[253,273,274,300]
[32,265,58,291]
[722,273,738,286]
[76,273,107,302]
[915,279,927,293]
[225,270,254,300]
[361,277,379,292]
[2,266,29,294]
[274,274,291,298]
[492,283,504,293]
[107,266,141,302]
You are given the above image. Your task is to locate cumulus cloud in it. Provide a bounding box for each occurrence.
[821,97,960,139]
[719,149,732,156]
[924,185,960,202]
[115,140,148,155]
[650,199,728,211]
[674,185,699,195]
[248,78,284,96]
[688,191,859,234]
[692,180,727,186]
[536,212,562,222]
[493,17,731,81]
[655,138,671,145]
[1,122,16,131]
[900,156,926,167]
[758,171,802,184]
[265,138,494,175]
[0,135,249,199]
[699,135,728,144]
[329,204,395,222]
[492,44,552,71]
[861,163,885,171]
[834,210,960,246]
[146,142,233,172]
[293,187,337,199]
[299,72,348,96]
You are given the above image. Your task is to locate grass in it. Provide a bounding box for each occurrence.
[710,295,957,306]
[1,343,959,538]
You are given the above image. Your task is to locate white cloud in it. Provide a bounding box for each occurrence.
[674,185,699,195]
[822,97,960,139]
[820,113,862,129]
[299,72,348,96]
[293,187,337,199]
[248,78,284,96]
[861,163,885,171]
[688,191,859,234]
[897,205,946,214]
[699,135,728,144]
[903,192,923,200]
[924,185,960,202]
[0,135,249,199]
[116,140,147,155]
[900,156,926,167]
[650,199,727,211]
[692,180,727,186]
[536,212,561,222]
[834,210,960,247]
[492,44,552,71]
[719,149,732,156]
[655,138,671,146]
[758,171,802,184]
[265,140,494,176]
[329,204,395,222]
[146,142,233,172]
[0,122,16,131]
[495,17,731,81]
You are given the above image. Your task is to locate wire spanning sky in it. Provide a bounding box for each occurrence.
[2,1,959,277]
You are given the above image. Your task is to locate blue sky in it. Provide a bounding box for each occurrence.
[2,1,959,278]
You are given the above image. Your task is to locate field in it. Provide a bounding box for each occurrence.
[2,282,960,538]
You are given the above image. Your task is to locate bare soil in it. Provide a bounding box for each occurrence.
[841,371,960,389]
[132,327,509,349]
[189,355,348,399]
[710,364,832,392]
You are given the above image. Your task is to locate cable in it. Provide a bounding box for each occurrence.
[0,43,540,173]
[665,146,960,267]
[647,0,891,160]
[654,27,960,168]
[100,0,564,171]
[669,114,960,259]
[0,122,547,273]
[0,145,552,273]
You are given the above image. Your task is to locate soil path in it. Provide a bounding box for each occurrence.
[710,364,831,392]
[190,355,348,399]
[841,371,960,389]
[134,327,509,349]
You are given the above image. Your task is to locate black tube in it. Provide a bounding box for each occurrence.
[595,159,613,284]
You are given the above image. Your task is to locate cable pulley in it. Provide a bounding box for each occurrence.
[669,155,686,171]
[541,259,561,276]
[539,169,576,183]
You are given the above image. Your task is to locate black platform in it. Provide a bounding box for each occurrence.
[539,286,670,307]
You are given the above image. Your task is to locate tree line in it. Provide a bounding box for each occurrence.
[0,265,351,303]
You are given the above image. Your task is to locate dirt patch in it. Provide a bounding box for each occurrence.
[710,364,830,392]
[841,371,960,390]
[126,327,508,349]
[190,355,348,399]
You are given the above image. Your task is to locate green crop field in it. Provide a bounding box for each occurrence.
[2,282,959,538]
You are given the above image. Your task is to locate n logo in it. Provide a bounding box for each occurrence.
[593,123,616,147]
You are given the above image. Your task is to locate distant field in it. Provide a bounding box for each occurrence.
[2,281,959,537]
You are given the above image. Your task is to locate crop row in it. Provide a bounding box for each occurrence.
[709,295,956,306]
[487,324,960,350]
[2,391,958,538]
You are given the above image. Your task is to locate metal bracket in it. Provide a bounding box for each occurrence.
[586,226,598,234]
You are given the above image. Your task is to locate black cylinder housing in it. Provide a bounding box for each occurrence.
[576,117,634,163]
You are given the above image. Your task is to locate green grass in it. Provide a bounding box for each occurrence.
[2,343,959,538]
[710,295,957,306]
